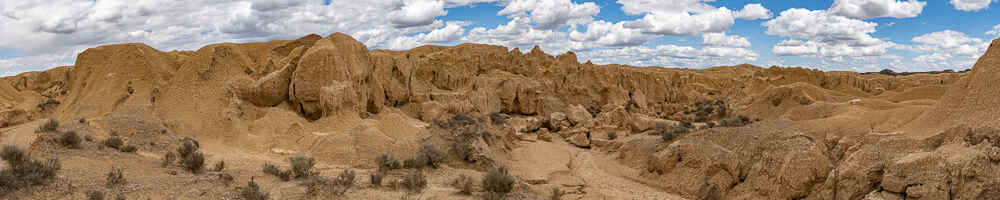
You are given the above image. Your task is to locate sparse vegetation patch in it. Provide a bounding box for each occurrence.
[1,145,61,194]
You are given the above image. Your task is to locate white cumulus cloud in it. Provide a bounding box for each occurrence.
[829,0,926,19]
[987,24,1000,36]
[388,0,449,28]
[908,30,991,70]
[701,33,751,48]
[498,0,600,30]
[735,4,772,20]
[950,0,998,11]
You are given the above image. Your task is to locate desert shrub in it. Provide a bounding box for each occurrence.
[106,167,125,187]
[718,115,751,127]
[262,162,292,181]
[161,152,176,167]
[1,145,27,167]
[551,187,566,200]
[654,123,690,142]
[39,119,59,133]
[36,99,60,111]
[489,112,508,125]
[288,156,315,178]
[451,131,484,162]
[335,169,356,187]
[181,152,205,173]
[240,177,270,200]
[0,145,61,193]
[403,158,423,169]
[370,171,384,187]
[417,144,444,168]
[87,190,105,200]
[402,170,427,191]
[103,137,124,150]
[262,163,281,175]
[60,131,82,149]
[213,160,225,172]
[303,170,356,196]
[483,166,515,196]
[119,145,137,153]
[375,154,402,171]
[434,113,477,129]
[176,139,198,158]
[277,170,292,181]
[452,174,475,195]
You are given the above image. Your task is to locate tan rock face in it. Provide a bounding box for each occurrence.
[568,131,590,148]
[1,32,988,200]
[234,47,302,107]
[290,33,372,120]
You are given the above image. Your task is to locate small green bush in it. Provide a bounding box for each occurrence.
[161,152,176,167]
[240,177,270,200]
[303,169,356,196]
[375,154,401,171]
[176,139,198,158]
[288,156,315,178]
[277,170,292,181]
[38,119,59,133]
[403,170,427,192]
[103,137,124,150]
[60,131,82,149]
[417,144,444,168]
[483,166,515,196]
[403,158,423,169]
[370,171,384,187]
[718,115,751,127]
[335,169,356,187]
[1,145,61,193]
[213,160,225,172]
[262,163,280,175]
[106,167,125,187]
[181,152,205,173]
[451,131,483,162]
[654,123,690,142]
[452,174,475,195]
[1,145,27,167]
[119,145,137,153]
[87,190,105,200]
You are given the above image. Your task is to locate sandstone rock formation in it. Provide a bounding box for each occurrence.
[1,33,995,200]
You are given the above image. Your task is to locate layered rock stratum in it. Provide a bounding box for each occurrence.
[1,33,998,199]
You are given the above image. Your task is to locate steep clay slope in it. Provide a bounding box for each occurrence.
[0,33,987,200]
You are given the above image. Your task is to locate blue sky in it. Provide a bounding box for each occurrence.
[1,0,999,76]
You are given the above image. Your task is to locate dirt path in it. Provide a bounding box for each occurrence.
[567,150,685,200]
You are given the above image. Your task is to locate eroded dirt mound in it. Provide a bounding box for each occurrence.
[0,33,992,199]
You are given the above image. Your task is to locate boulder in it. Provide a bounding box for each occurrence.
[290,33,371,120]
[568,131,590,148]
[548,112,572,132]
[509,117,542,133]
[629,113,682,133]
[566,104,592,126]
[234,47,303,107]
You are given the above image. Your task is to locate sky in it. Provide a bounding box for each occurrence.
[1,0,999,76]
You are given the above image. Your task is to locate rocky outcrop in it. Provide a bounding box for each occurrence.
[290,33,374,120]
